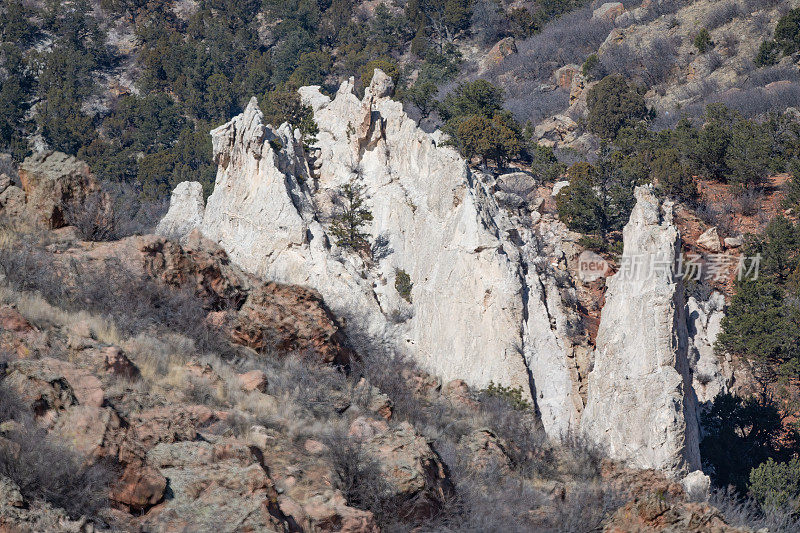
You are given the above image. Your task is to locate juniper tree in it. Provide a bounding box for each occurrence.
[329,178,373,253]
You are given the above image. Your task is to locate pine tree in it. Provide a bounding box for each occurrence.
[329,179,374,253]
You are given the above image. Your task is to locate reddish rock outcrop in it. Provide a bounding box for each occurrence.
[16,151,112,231]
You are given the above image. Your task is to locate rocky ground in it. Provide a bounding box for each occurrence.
[0,148,757,531]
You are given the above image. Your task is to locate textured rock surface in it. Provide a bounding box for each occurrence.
[582,187,701,477]
[687,292,732,407]
[16,151,112,230]
[55,231,353,364]
[155,181,205,240]
[162,71,584,437]
[696,226,721,252]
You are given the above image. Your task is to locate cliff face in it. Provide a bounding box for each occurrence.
[581,187,702,477]
[158,73,729,475]
[158,71,585,437]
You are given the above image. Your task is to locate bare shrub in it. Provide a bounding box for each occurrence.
[743,0,783,10]
[709,487,800,531]
[739,188,761,216]
[506,87,569,124]
[105,182,169,237]
[599,43,638,77]
[471,0,510,45]
[719,32,739,57]
[0,240,230,356]
[705,50,724,73]
[705,1,742,30]
[184,375,226,407]
[0,380,29,425]
[546,486,627,533]
[643,36,680,85]
[716,83,800,118]
[64,190,115,242]
[0,382,110,519]
[323,432,401,526]
[487,6,612,105]
[751,12,771,34]
[557,433,605,481]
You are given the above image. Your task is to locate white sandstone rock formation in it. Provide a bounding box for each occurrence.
[160,70,585,437]
[687,291,732,406]
[156,181,205,240]
[582,186,702,477]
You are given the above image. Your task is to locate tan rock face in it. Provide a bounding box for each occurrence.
[110,463,167,512]
[140,440,295,531]
[593,2,625,22]
[484,36,517,69]
[16,151,112,230]
[237,370,268,392]
[582,187,701,477]
[360,421,453,518]
[232,282,353,364]
[553,64,579,90]
[697,226,722,252]
[72,231,353,364]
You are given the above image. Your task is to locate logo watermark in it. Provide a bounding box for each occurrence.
[578,252,761,282]
[578,250,610,282]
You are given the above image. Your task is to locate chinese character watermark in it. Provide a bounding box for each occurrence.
[578,253,761,283]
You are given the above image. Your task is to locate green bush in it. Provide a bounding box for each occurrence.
[329,179,374,253]
[360,59,399,89]
[755,40,782,67]
[394,268,413,303]
[775,8,800,56]
[700,392,792,492]
[749,457,800,513]
[556,152,637,243]
[455,112,522,168]
[581,53,600,80]
[652,148,697,202]
[694,28,714,53]
[481,381,531,411]
[439,79,504,123]
[586,75,648,139]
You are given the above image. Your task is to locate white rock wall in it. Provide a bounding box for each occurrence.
[160,72,583,437]
[581,186,702,477]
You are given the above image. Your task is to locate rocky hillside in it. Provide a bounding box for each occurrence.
[2,0,800,530]
[0,146,767,531]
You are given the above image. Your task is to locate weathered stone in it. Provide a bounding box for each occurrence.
[111,463,167,512]
[687,292,731,406]
[155,181,205,241]
[593,2,625,22]
[696,226,721,252]
[160,71,584,437]
[582,187,701,477]
[681,470,711,502]
[237,370,268,392]
[0,307,34,334]
[534,115,578,145]
[17,151,112,230]
[723,235,743,248]
[483,37,517,69]
[140,440,292,531]
[103,346,140,380]
[552,180,571,197]
[360,421,453,518]
[553,64,580,89]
